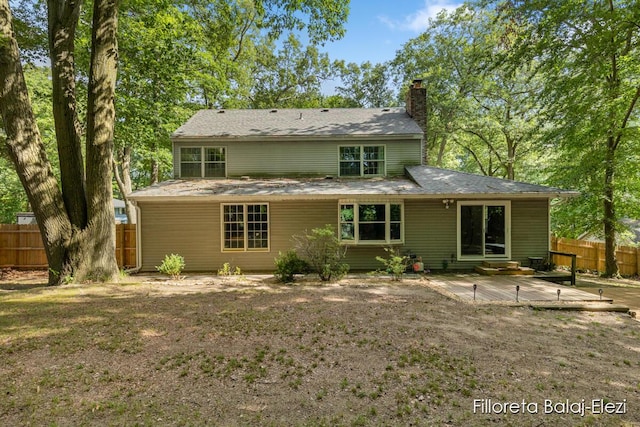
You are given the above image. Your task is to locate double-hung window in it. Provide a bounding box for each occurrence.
[180,147,226,178]
[339,201,403,244]
[457,201,510,259]
[339,145,385,177]
[222,204,269,252]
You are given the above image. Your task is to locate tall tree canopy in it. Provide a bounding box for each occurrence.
[392,5,543,179]
[494,0,640,276]
[0,0,349,284]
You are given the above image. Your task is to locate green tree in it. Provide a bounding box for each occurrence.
[334,60,397,108]
[1,0,120,284]
[0,65,57,223]
[1,0,349,284]
[498,0,640,276]
[248,33,332,108]
[392,5,542,179]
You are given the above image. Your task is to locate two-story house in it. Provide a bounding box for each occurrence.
[129,83,577,273]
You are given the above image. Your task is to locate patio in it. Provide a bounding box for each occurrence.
[425,273,631,312]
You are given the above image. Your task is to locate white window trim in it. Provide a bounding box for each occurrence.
[456,200,511,260]
[338,145,386,177]
[221,203,270,252]
[338,200,404,245]
[179,146,227,178]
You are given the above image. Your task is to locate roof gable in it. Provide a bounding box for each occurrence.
[171,108,423,139]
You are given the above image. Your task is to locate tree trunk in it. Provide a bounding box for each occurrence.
[113,146,136,224]
[3,0,122,283]
[150,157,159,185]
[603,139,619,277]
[0,0,71,285]
[47,0,87,229]
[79,0,120,281]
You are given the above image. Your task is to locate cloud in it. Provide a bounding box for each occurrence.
[378,0,463,33]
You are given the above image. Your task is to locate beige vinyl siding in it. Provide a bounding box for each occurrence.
[510,199,550,265]
[401,199,549,271]
[173,139,421,178]
[137,197,551,273]
[138,201,219,271]
[139,200,339,272]
[403,199,458,270]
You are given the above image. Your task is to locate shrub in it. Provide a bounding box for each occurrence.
[376,247,409,281]
[293,225,349,281]
[156,254,185,280]
[218,262,242,276]
[274,250,310,283]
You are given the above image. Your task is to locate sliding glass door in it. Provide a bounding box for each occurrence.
[458,202,510,259]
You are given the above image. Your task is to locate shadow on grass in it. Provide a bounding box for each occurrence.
[0,282,49,291]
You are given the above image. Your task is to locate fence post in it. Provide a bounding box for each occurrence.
[118,224,125,268]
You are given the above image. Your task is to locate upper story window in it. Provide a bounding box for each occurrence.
[339,201,403,245]
[180,147,226,178]
[339,145,385,177]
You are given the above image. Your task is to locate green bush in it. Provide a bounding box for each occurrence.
[376,247,408,281]
[293,225,349,281]
[274,250,310,283]
[218,262,242,276]
[156,254,185,280]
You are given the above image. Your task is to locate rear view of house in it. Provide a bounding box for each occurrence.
[129,83,576,273]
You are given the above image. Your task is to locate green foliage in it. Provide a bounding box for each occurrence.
[156,254,185,280]
[293,225,349,281]
[375,247,408,281]
[334,60,398,108]
[495,0,640,275]
[274,250,310,283]
[218,262,242,276]
[249,33,332,108]
[391,4,544,179]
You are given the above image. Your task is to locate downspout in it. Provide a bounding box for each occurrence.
[125,200,142,274]
[548,198,552,253]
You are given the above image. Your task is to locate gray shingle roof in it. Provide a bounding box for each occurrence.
[129,167,578,200]
[129,177,422,199]
[405,166,578,197]
[171,108,423,139]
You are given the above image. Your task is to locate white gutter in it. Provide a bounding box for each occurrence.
[127,200,142,273]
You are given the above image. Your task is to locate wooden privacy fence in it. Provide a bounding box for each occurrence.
[551,236,640,276]
[0,224,136,270]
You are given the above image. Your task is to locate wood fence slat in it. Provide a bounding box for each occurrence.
[0,224,136,270]
[551,236,638,276]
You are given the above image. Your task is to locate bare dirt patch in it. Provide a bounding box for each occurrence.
[0,273,639,426]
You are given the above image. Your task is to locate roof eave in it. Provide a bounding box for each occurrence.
[170,133,423,142]
[129,191,577,202]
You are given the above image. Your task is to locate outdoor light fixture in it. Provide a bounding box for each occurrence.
[442,199,455,209]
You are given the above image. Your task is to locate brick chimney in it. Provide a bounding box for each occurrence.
[405,79,428,164]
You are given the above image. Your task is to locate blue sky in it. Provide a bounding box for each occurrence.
[322,0,463,65]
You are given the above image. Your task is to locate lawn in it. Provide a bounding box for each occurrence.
[1,273,639,426]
